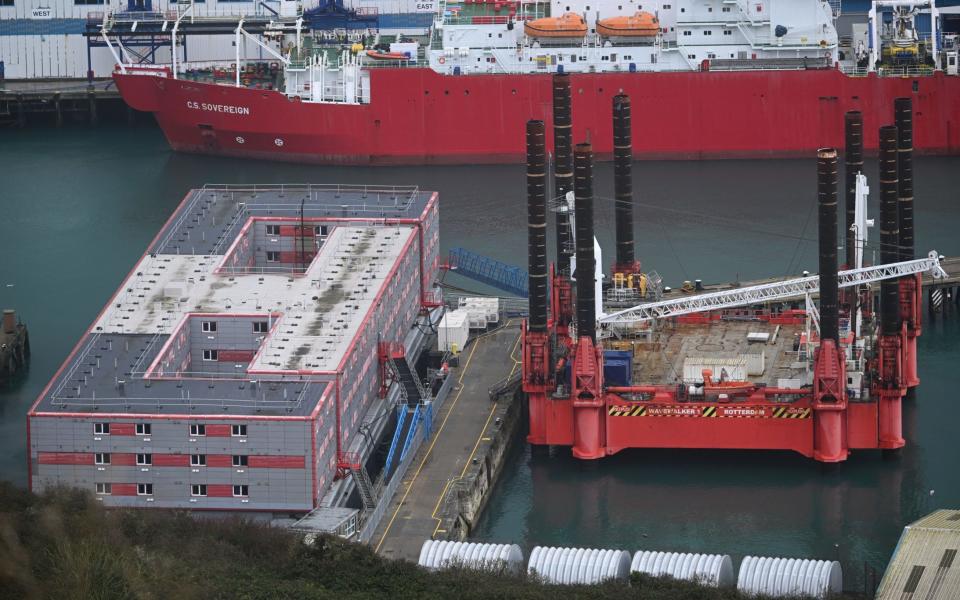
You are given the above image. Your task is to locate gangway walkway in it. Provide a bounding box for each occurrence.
[373,321,522,561]
[447,247,528,298]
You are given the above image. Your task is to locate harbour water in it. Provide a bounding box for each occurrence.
[1,125,958,590]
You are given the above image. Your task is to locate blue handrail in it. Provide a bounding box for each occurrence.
[399,403,422,464]
[448,247,528,297]
[383,404,408,476]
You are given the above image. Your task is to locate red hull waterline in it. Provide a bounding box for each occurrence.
[114,68,960,165]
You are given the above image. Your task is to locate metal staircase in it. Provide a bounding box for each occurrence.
[351,464,376,510]
[383,404,410,476]
[389,349,427,408]
[338,451,379,510]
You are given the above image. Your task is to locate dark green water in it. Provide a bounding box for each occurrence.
[1,126,958,589]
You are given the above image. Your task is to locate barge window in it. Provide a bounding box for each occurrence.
[94,422,110,435]
[266,251,280,263]
[265,224,280,236]
[191,454,206,467]
[190,424,206,436]
[253,321,269,333]
[137,484,153,496]
[202,349,218,361]
[137,454,152,466]
[233,455,248,467]
[191,484,207,497]
[232,424,247,437]
[315,224,328,236]
[96,483,111,495]
[201,320,217,332]
[233,485,249,497]
[136,423,151,435]
[95,453,110,465]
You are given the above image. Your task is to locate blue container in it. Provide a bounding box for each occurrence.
[603,351,633,387]
[604,359,631,387]
[629,63,637,73]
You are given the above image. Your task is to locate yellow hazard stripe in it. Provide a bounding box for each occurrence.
[608,405,811,418]
[608,406,647,417]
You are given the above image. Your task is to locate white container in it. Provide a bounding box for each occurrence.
[631,551,734,588]
[527,546,631,584]
[737,556,842,599]
[743,353,766,376]
[459,297,500,326]
[438,310,469,353]
[418,540,524,574]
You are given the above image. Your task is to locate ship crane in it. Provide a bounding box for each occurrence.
[600,252,946,326]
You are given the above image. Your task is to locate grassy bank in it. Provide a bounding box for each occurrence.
[0,483,857,599]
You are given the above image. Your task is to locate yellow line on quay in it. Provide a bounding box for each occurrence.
[430,328,523,538]
[374,320,504,553]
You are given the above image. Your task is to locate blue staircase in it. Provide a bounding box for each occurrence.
[383,405,409,476]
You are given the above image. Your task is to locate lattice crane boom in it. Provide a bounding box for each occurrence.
[600,251,946,325]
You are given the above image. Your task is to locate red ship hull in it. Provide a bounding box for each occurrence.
[114,67,960,164]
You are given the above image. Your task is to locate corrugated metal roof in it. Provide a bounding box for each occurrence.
[876,509,960,600]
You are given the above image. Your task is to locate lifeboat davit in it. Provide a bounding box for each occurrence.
[596,11,660,39]
[524,12,588,40]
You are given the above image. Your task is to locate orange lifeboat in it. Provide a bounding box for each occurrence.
[365,50,410,61]
[596,11,660,39]
[701,369,756,396]
[524,12,588,40]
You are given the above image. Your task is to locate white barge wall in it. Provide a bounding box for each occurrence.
[418,540,524,574]
[0,0,433,79]
[630,551,735,588]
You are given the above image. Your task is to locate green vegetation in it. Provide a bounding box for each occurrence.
[0,483,859,599]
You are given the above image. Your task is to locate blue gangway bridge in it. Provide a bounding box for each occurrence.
[447,247,528,298]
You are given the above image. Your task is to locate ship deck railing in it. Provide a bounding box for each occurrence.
[838,65,938,78]
[197,183,420,202]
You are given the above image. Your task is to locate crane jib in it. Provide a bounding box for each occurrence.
[600,252,945,325]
